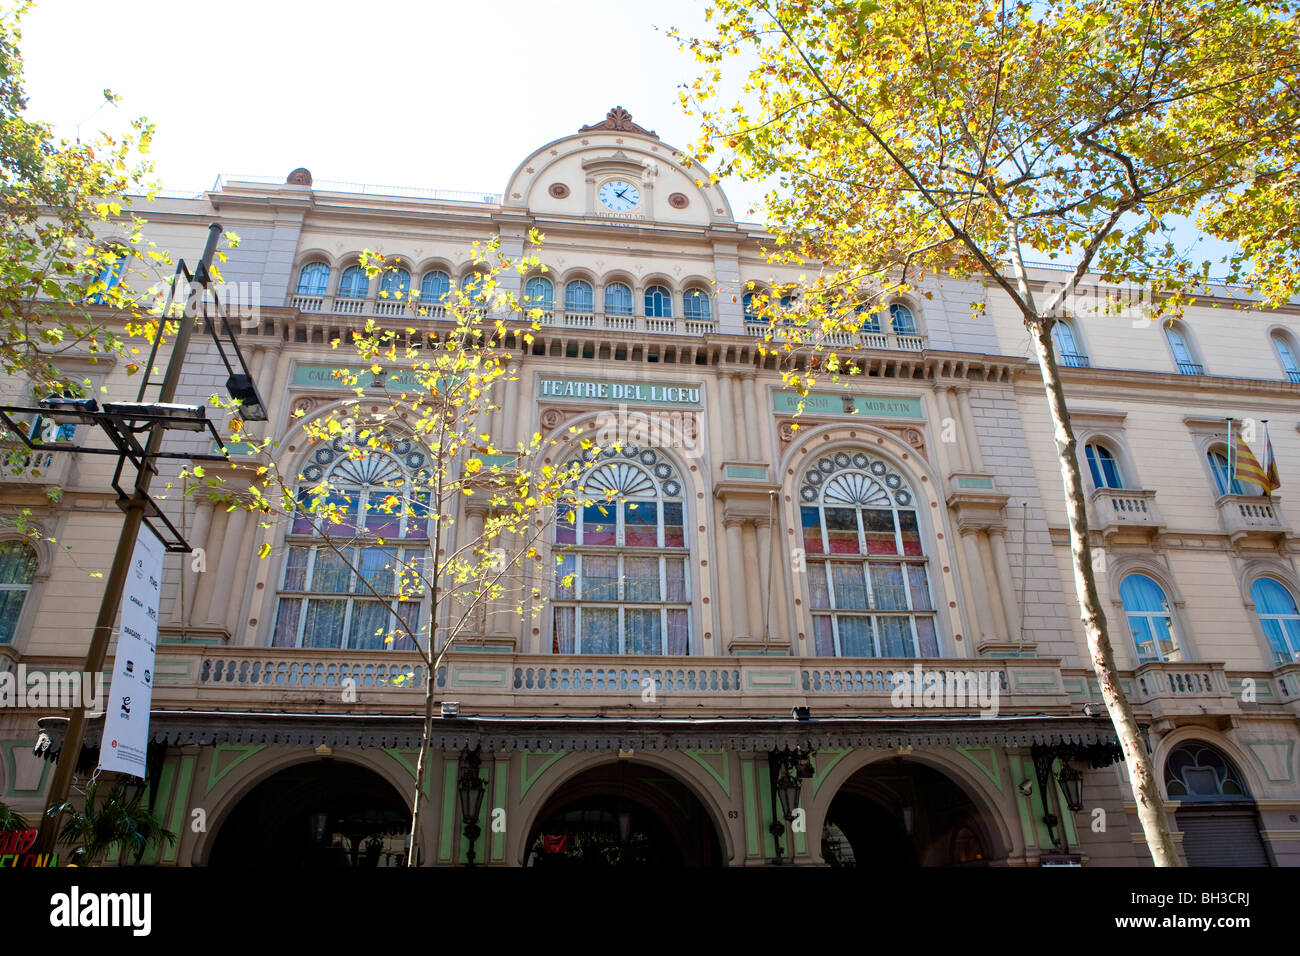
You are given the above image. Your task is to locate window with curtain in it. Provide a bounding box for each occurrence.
[552,446,689,655]
[683,288,712,321]
[888,303,917,335]
[605,282,633,316]
[798,450,937,658]
[461,272,487,301]
[1251,578,1300,665]
[1084,443,1125,489]
[524,276,554,311]
[0,541,38,644]
[378,268,410,299]
[743,292,762,322]
[295,262,330,296]
[1271,331,1300,383]
[644,285,673,318]
[1207,448,1245,496]
[337,265,369,299]
[1120,573,1181,663]
[273,437,430,651]
[856,304,882,333]
[564,280,594,314]
[419,270,451,304]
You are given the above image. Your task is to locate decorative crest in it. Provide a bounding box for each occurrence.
[579,106,659,140]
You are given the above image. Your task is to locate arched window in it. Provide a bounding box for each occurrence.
[1052,320,1089,367]
[564,280,594,314]
[1165,323,1202,375]
[1084,443,1124,489]
[87,250,128,305]
[1251,578,1300,665]
[888,303,917,335]
[273,437,431,651]
[552,446,689,655]
[605,282,633,316]
[798,451,937,657]
[1164,743,1250,800]
[378,268,410,300]
[683,288,712,321]
[1271,331,1300,383]
[644,285,673,318]
[338,265,369,299]
[1120,573,1180,663]
[1207,448,1245,496]
[419,270,451,304]
[0,540,38,644]
[743,292,762,322]
[856,304,882,334]
[524,276,554,311]
[461,272,487,301]
[295,262,330,296]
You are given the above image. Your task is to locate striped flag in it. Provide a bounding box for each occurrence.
[1234,426,1272,493]
[1264,422,1281,494]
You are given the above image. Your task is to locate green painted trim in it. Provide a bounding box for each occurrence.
[479,454,516,470]
[747,672,796,688]
[382,748,433,796]
[211,440,260,457]
[741,761,759,857]
[955,476,995,489]
[205,744,266,795]
[3,741,51,797]
[164,756,196,864]
[955,746,1003,794]
[1054,760,1078,847]
[452,644,513,653]
[1245,740,1296,784]
[520,751,566,798]
[1008,754,1037,849]
[733,649,789,656]
[725,465,768,480]
[758,763,777,859]
[1230,678,1276,700]
[293,363,445,391]
[683,750,731,797]
[772,390,923,420]
[439,760,458,861]
[491,760,508,862]
[451,667,507,686]
[812,748,851,795]
[159,636,223,647]
[140,763,176,866]
[1013,674,1059,690]
[537,377,702,407]
[1062,678,1087,697]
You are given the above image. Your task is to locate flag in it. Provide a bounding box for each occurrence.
[1234,427,1271,493]
[1264,423,1281,494]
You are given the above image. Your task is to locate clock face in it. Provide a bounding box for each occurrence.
[598,179,640,211]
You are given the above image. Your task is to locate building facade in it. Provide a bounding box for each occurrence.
[2,108,1299,867]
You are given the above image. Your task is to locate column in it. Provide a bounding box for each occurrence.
[463,506,489,637]
[936,387,970,472]
[731,374,751,459]
[927,390,954,477]
[495,360,520,452]
[742,521,764,638]
[715,370,736,461]
[959,529,999,644]
[724,518,749,639]
[955,385,985,472]
[976,530,1009,639]
[988,529,1022,643]
[204,504,251,629]
[742,372,762,466]
[189,505,226,624]
[181,499,213,623]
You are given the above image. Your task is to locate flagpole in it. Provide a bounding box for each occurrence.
[1227,417,1234,495]
[1263,419,1271,497]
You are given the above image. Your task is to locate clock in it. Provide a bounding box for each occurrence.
[598,179,640,211]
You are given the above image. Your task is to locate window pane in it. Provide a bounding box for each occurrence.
[807,562,831,609]
[666,609,689,655]
[554,553,576,599]
[863,509,899,555]
[406,491,430,539]
[624,501,658,547]
[906,565,932,610]
[0,588,30,641]
[302,599,346,648]
[348,600,393,650]
[554,606,576,653]
[624,556,660,602]
[310,549,353,593]
[1150,615,1178,661]
[897,511,922,556]
[914,617,939,657]
[624,608,662,654]
[605,283,633,316]
[282,547,309,591]
[271,598,302,648]
[876,617,915,657]
[582,504,616,546]
[664,558,687,602]
[555,507,577,545]
[580,607,618,654]
[364,491,403,540]
[801,506,824,554]
[358,547,397,594]
[825,507,861,554]
[392,602,421,651]
[662,502,685,548]
[1129,615,1158,662]
[870,563,908,610]
[812,616,835,656]
[831,563,868,610]
[837,616,875,656]
[581,555,619,601]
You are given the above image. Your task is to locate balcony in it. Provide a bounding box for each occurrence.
[743,323,927,352]
[1089,487,1164,542]
[152,646,1071,716]
[0,439,71,492]
[1057,352,1091,368]
[1216,493,1290,548]
[1132,660,1239,727]
[1176,361,1205,376]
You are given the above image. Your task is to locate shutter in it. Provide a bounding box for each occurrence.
[1176,807,1270,867]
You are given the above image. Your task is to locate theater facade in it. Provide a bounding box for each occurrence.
[3,109,1299,866]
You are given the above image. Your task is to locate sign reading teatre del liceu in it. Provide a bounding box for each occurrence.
[538,377,702,407]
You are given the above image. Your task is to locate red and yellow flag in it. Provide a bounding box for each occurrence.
[1234,429,1272,493]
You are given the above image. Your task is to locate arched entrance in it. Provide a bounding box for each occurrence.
[209,759,411,867]
[525,761,723,866]
[822,759,995,867]
[1165,742,1272,867]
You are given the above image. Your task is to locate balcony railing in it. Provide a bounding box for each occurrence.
[1216,493,1290,546]
[1132,660,1238,721]
[1176,361,1205,376]
[1288,370,1300,384]
[0,439,71,488]
[1058,352,1091,368]
[1089,487,1164,540]
[742,322,927,351]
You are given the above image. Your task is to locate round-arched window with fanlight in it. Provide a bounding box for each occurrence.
[551,445,688,656]
[272,436,431,651]
[798,450,937,658]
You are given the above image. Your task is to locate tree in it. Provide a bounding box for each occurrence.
[0,800,26,831]
[47,777,176,865]
[676,0,1300,865]
[187,237,602,866]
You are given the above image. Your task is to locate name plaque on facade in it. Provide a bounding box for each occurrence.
[293,364,432,391]
[772,391,922,419]
[538,377,702,407]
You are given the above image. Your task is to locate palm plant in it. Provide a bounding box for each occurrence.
[47,778,176,865]
[0,801,27,831]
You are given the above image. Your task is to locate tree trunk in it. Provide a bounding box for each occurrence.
[405,658,437,867]
[1028,317,1181,867]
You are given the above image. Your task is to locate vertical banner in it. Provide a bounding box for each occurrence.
[98,528,164,778]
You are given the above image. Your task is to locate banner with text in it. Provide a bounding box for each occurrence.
[538,377,702,407]
[98,529,164,778]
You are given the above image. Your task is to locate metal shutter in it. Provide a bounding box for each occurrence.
[1176,808,1271,867]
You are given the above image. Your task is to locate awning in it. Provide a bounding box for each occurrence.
[35,710,1125,761]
